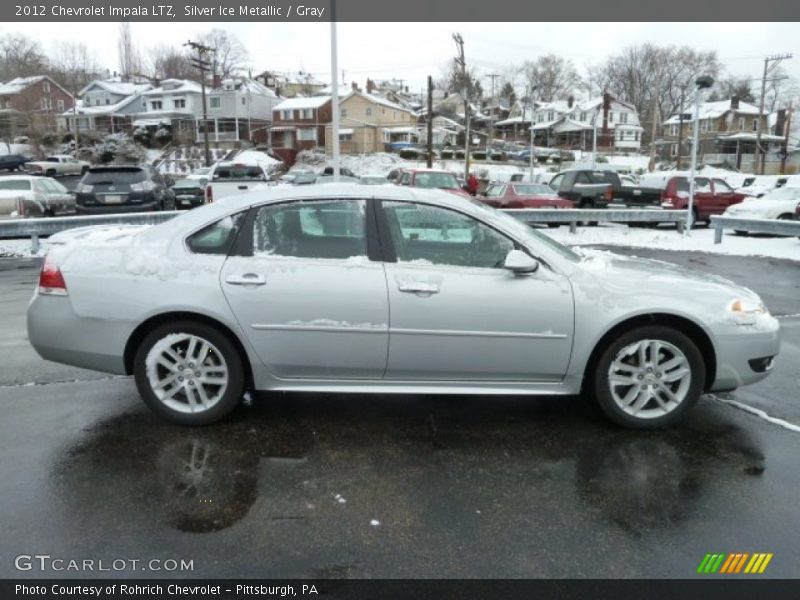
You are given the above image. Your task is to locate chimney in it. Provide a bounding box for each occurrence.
[212,73,222,89]
[568,95,574,109]
[366,78,376,94]
[351,81,358,92]
[730,95,739,110]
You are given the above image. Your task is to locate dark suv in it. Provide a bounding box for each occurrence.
[75,165,175,214]
[0,154,30,172]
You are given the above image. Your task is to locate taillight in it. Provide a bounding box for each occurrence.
[39,253,68,296]
[18,197,25,217]
[605,185,613,201]
[205,185,213,203]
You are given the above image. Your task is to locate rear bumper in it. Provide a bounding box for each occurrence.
[27,293,130,375]
[76,201,160,214]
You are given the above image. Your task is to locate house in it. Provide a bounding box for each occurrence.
[659,96,781,170]
[271,96,332,163]
[0,75,74,137]
[132,79,203,141]
[206,77,280,144]
[324,90,417,154]
[255,70,326,98]
[60,79,152,134]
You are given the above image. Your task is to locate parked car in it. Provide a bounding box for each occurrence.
[548,169,662,209]
[659,176,747,225]
[0,153,31,172]
[481,182,575,209]
[734,175,790,198]
[171,178,207,210]
[25,155,90,177]
[74,165,176,214]
[321,166,357,178]
[28,185,780,429]
[397,168,472,198]
[0,175,75,217]
[722,186,800,230]
[205,161,270,203]
[186,167,212,183]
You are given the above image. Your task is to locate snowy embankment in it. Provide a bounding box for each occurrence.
[3,222,797,261]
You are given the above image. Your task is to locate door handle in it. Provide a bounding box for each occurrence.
[398,282,440,296]
[225,273,266,286]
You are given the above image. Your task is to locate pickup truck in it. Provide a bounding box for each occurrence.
[204,161,271,203]
[547,169,663,209]
[659,175,747,224]
[25,154,90,177]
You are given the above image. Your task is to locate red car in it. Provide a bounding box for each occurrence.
[480,182,575,209]
[397,169,472,198]
[659,176,747,224]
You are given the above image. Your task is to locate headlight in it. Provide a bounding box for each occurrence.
[727,298,768,323]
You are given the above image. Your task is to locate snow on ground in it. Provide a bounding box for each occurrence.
[0,143,33,156]
[3,223,797,261]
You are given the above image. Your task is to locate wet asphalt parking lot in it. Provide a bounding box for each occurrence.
[0,247,798,579]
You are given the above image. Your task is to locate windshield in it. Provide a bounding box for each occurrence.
[213,166,266,181]
[414,172,459,189]
[468,199,581,263]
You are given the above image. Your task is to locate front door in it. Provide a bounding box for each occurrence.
[379,200,574,382]
[221,198,389,380]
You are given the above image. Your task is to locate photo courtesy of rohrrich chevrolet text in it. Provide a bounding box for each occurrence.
[1,0,799,598]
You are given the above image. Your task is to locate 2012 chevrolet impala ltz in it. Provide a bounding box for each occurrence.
[27,184,780,428]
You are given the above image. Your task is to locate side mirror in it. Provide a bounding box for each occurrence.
[503,249,539,274]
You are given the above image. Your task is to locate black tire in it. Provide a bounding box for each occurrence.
[45,169,56,177]
[578,201,598,227]
[133,320,246,426]
[81,166,89,174]
[777,214,793,221]
[547,223,560,228]
[589,325,705,429]
[734,230,749,236]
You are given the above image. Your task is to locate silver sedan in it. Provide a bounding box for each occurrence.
[28,184,780,428]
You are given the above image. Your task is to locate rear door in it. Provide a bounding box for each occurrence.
[712,178,740,211]
[221,198,389,380]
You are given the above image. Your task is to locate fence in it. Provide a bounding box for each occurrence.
[710,215,800,243]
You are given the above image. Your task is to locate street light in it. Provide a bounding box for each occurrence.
[687,75,714,234]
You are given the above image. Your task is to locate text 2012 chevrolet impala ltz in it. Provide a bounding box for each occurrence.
[27,184,780,428]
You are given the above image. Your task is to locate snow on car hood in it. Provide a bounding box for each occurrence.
[725,199,797,215]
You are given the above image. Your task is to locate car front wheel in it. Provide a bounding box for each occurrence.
[134,321,246,426]
[591,325,705,429]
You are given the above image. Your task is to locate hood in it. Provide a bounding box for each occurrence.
[726,199,796,213]
[572,248,756,301]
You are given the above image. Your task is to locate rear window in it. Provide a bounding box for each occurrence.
[173,179,202,189]
[585,171,619,185]
[212,166,266,181]
[83,169,146,184]
[0,180,31,191]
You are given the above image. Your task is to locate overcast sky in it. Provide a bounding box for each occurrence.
[3,22,798,94]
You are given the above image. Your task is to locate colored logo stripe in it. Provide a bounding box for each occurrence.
[699,553,773,574]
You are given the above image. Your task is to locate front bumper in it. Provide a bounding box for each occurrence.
[709,315,781,391]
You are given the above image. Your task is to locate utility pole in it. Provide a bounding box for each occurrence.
[184,40,214,167]
[648,93,659,172]
[780,101,792,175]
[453,33,470,182]
[426,75,433,168]
[487,73,499,155]
[330,0,340,178]
[757,53,793,175]
[676,88,685,170]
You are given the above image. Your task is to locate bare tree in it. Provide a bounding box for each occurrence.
[708,75,756,103]
[147,44,194,81]
[48,42,101,150]
[437,61,483,101]
[0,33,48,80]
[117,22,142,82]
[521,54,581,102]
[197,29,248,78]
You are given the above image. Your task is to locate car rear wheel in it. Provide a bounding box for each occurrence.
[591,325,705,429]
[134,321,246,426]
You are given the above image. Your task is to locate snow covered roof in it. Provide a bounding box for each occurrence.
[142,80,202,96]
[213,78,277,97]
[319,84,350,96]
[717,132,785,142]
[274,96,331,110]
[664,99,761,125]
[80,80,152,97]
[342,91,416,115]
[495,116,532,126]
[62,93,142,116]
[535,100,571,113]
[283,72,325,86]
[0,76,47,95]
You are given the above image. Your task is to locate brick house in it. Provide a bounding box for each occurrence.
[271,96,332,164]
[0,76,74,138]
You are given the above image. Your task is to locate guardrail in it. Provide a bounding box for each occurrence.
[0,212,182,253]
[1,208,691,254]
[710,215,800,244]
[502,208,688,233]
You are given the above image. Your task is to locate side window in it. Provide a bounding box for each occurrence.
[713,179,732,193]
[696,178,711,193]
[575,172,591,184]
[485,184,504,198]
[549,174,564,191]
[382,201,514,269]
[253,200,367,260]
[400,172,411,186]
[186,212,246,255]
